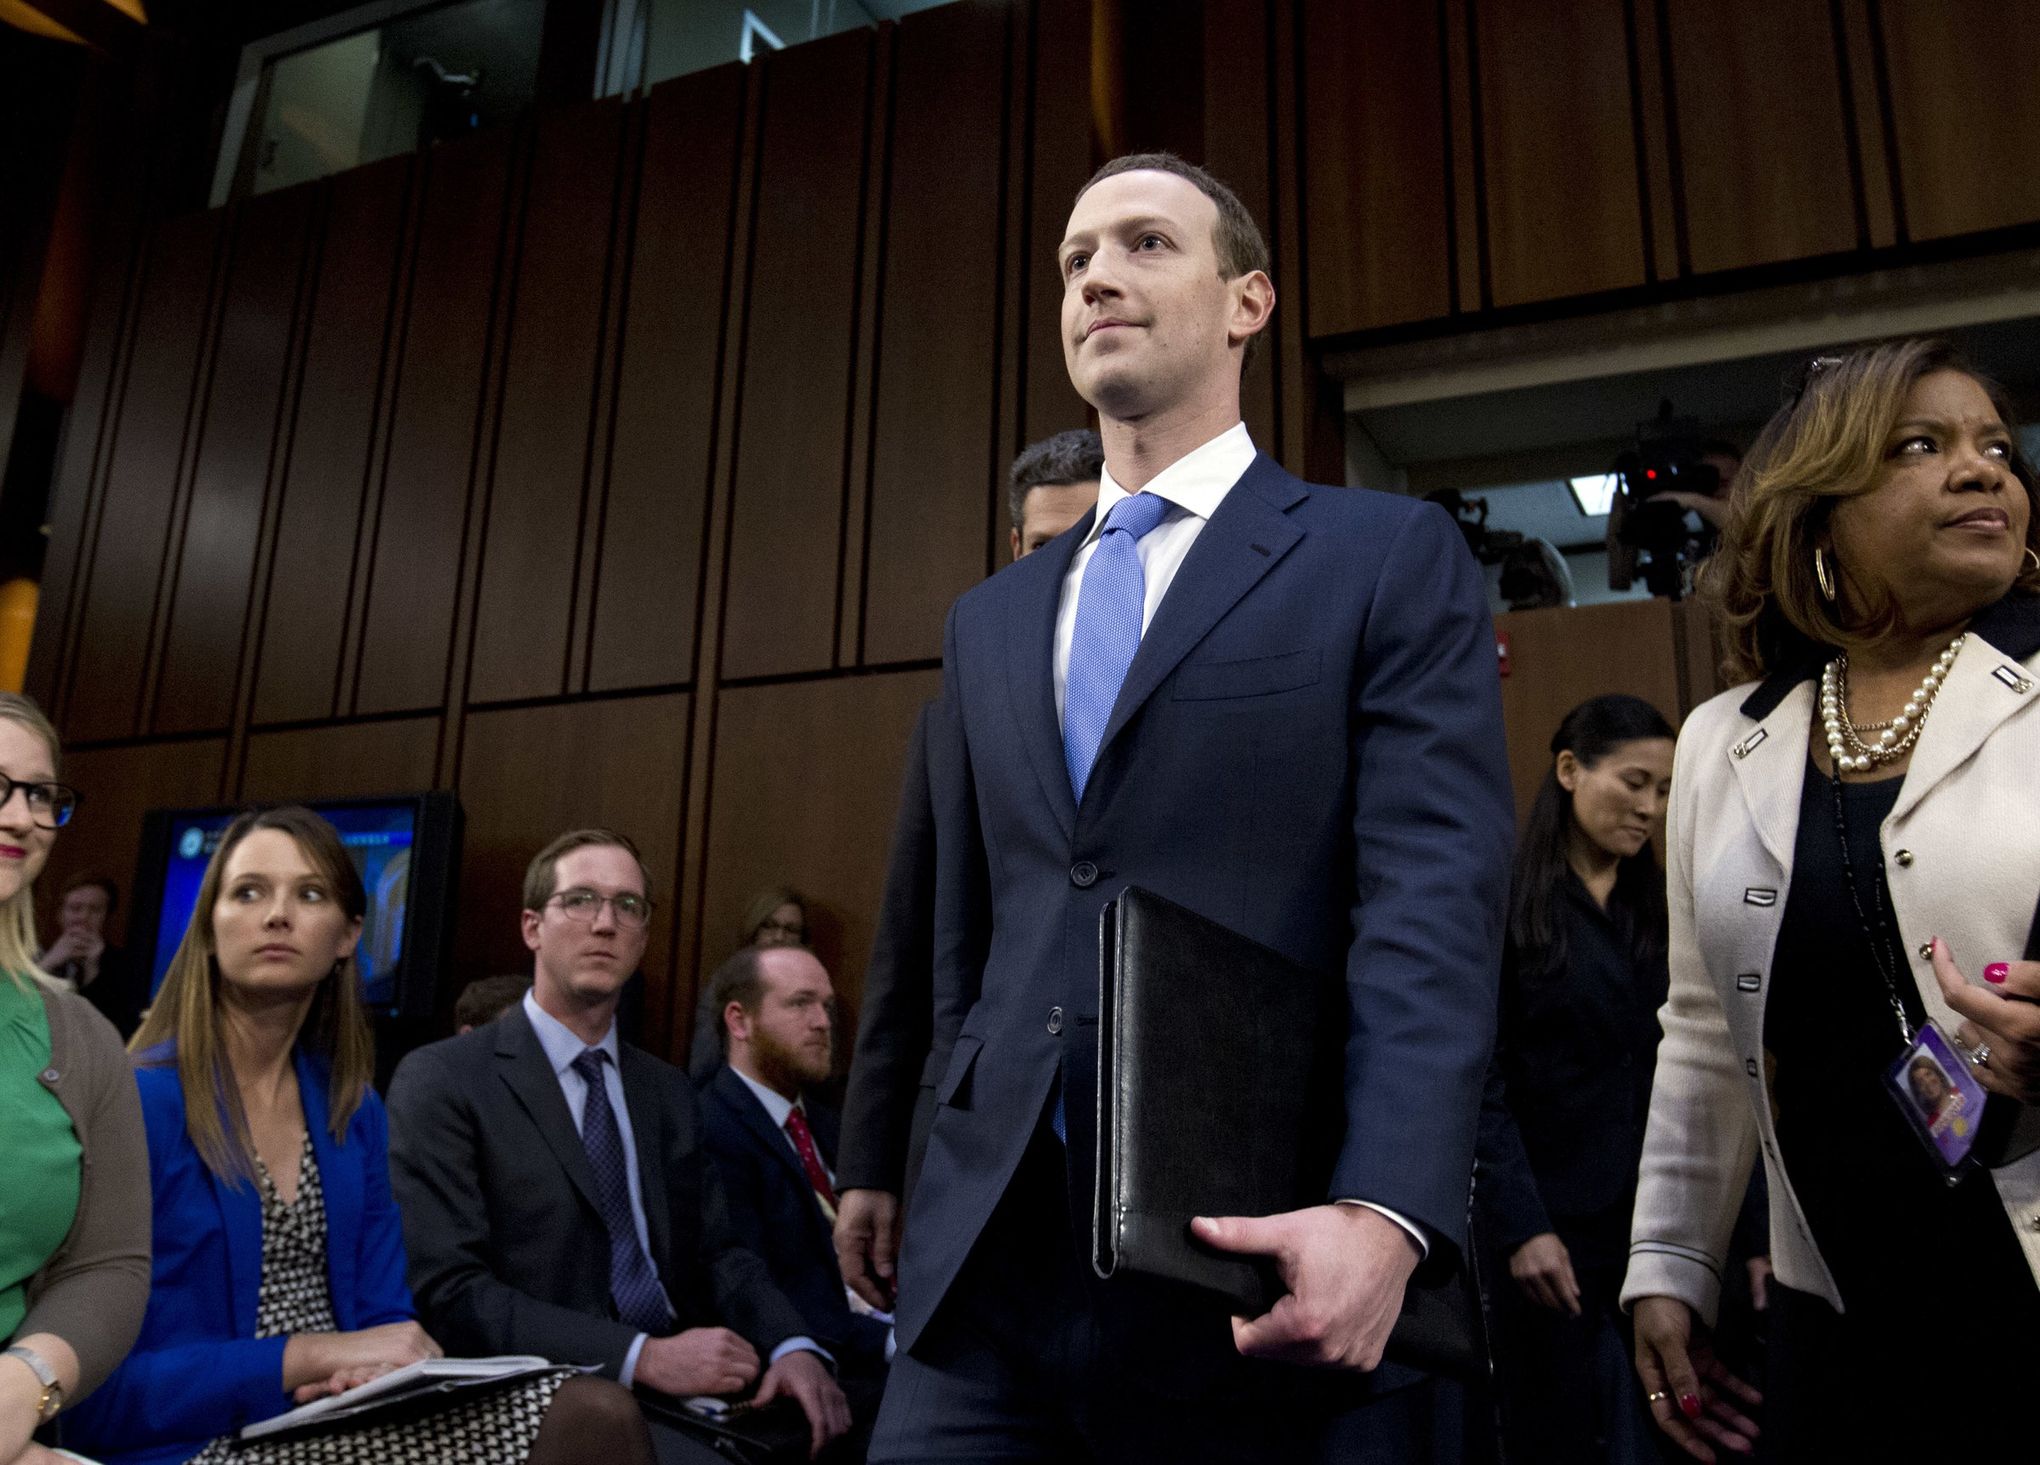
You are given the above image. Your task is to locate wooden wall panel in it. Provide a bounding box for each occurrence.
[1663,0,1857,274]
[468,99,627,705]
[861,2,1009,666]
[1020,0,1094,448]
[698,670,939,1030]
[1496,598,1686,824]
[252,159,411,726]
[153,187,313,734]
[354,132,512,715]
[61,212,219,742]
[240,716,440,803]
[719,32,873,682]
[43,737,226,949]
[586,68,743,694]
[1879,0,2040,243]
[1199,0,1279,455]
[1302,0,1453,334]
[457,694,689,1022]
[1473,0,1647,308]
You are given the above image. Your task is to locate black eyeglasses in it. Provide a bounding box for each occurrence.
[0,774,80,830]
[547,887,654,929]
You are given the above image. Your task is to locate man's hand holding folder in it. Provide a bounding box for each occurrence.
[1192,1204,1420,1372]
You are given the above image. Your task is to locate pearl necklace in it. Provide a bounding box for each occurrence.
[1819,633,1963,773]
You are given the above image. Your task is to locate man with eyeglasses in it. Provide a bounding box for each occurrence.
[388,829,851,1463]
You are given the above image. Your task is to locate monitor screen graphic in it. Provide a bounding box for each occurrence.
[147,801,420,1011]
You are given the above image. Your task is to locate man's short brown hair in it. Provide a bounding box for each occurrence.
[1079,152,1270,284]
[522,828,651,912]
[703,945,770,1050]
[454,973,532,1030]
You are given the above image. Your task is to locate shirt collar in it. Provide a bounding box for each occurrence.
[1084,421,1257,548]
[731,1064,801,1130]
[522,987,619,1077]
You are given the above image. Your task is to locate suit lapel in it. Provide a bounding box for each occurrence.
[1890,633,2039,824]
[1726,680,1812,873]
[213,1156,262,1337]
[297,1052,359,1325]
[1007,513,1091,841]
[495,1010,602,1218]
[1094,457,1306,761]
[618,1046,671,1267]
[716,1066,811,1194]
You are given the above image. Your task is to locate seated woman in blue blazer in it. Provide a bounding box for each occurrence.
[63,807,651,1465]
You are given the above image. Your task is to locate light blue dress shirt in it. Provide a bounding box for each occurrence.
[521,992,824,1385]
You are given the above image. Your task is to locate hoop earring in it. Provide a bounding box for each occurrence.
[1814,546,1837,602]
[2025,545,2040,575]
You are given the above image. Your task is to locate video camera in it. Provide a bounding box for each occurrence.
[1606,400,1725,599]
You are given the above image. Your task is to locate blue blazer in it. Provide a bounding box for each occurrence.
[894,455,1515,1356]
[64,1048,414,1465]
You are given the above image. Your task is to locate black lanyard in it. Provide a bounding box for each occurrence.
[1826,763,1916,1046]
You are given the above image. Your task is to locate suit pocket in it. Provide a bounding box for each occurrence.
[1171,647,1321,701]
[934,1035,984,1109]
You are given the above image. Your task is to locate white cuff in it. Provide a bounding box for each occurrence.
[1336,1199,1430,1260]
[619,1333,648,1389]
[768,1337,834,1371]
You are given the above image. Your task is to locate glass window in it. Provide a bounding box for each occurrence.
[229,0,546,199]
[614,0,958,92]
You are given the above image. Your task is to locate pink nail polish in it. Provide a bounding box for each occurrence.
[1986,963,2010,985]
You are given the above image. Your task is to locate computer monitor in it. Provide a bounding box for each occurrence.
[129,792,461,1022]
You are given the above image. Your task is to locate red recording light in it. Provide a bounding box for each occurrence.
[1645,469,1657,479]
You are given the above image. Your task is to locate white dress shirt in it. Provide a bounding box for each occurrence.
[1050,423,1428,1259]
[522,992,823,1383]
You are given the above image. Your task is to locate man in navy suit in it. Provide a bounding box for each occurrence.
[862,154,1514,1463]
[699,943,891,1378]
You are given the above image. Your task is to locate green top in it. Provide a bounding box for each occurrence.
[0,975,82,1343]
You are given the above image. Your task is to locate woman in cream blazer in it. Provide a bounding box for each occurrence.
[1623,341,2040,1462]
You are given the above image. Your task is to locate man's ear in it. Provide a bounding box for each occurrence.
[1227,270,1275,350]
[520,908,543,954]
[723,1000,751,1045]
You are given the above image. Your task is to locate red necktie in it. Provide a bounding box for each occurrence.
[783,1106,838,1211]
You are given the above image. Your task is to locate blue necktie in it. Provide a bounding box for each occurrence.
[1053,491,1169,1143]
[571,1049,674,1335]
[1063,491,1171,800]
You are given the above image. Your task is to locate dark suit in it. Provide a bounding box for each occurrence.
[837,702,938,1204]
[872,454,1514,1460]
[385,1006,808,1402]
[700,1064,891,1369]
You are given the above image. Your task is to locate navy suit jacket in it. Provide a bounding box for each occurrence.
[894,453,1514,1351]
[699,1065,890,1367]
[66,1050,414,1465]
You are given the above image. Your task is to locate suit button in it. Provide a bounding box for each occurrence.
[1070,861,1098,888]
[1894,849,1914,867]
[1047,1007,1065,1035]
[1918,941,1935,961]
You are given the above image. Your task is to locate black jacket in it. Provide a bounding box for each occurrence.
[700,1064,890,1367]
[386,1004,808,1377]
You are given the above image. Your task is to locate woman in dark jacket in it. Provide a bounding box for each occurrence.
[1476,695,1685,1464]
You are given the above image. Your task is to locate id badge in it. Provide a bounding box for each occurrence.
[1886,1021,1985,1177]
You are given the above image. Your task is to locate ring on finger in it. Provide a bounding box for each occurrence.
[1646,1390,1669,1404]
[1971,1041,1993,1069]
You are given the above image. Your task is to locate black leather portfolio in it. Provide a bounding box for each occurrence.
[1093,885,1483,1380]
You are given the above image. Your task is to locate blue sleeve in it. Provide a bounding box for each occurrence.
[350,1092,417,1326]
[1335,501,1515,1265]
[63,1069,294,1454]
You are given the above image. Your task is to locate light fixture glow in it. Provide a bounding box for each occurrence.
[1568,474,1620,516]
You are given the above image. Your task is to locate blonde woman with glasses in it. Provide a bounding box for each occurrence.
[0,693,150,1465]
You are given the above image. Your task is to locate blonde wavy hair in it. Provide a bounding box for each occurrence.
[1703,339,2040,681]
[0,693,63,993]
[131,806,375,1184]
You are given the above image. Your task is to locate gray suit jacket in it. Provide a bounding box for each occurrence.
[386,1004,807,1376]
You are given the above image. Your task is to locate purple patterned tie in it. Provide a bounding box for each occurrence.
[572,1049,674,1334]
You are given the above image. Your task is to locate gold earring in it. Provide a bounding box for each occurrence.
[1814,547,1837,602]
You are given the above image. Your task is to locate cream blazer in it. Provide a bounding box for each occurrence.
[1622,599,2040,1321]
